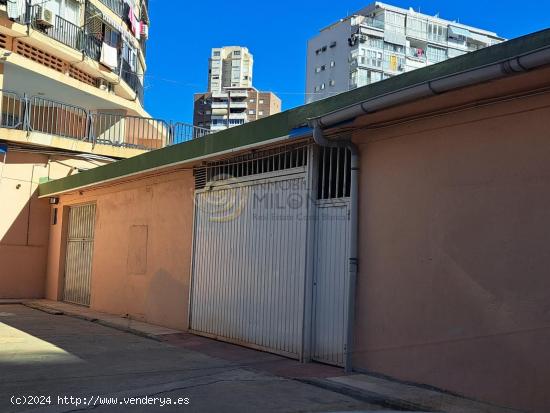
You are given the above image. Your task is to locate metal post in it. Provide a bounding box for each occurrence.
[22,94,30,132]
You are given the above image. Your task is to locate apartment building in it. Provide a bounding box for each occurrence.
[306,2,505,102]
[194,88,281,132]
[194,46,281,131]
[0,0,207,299]
[208,46,253,93]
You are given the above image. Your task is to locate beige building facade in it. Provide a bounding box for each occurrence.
[0,0,205,298]
[208,46,254,92]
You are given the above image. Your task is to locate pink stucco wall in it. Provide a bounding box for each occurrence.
[46,170,195,330]
[0,151,107,298]
[351,74,550,413]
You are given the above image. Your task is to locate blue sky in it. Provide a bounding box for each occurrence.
[144,0,549,123]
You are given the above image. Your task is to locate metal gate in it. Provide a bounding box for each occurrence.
[190,172,308,358]
[311,201,351,366]
[63,203,96,306]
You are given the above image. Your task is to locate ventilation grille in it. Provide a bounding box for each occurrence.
[318,146,351,200]
[14,39,65,72]
[194,144,309,190]
[68,66,96,86]
[13,40,97,87]
[0,33,8,50]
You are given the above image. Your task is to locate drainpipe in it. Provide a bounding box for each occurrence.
[311,119,359,374]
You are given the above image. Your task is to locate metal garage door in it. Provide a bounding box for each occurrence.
[312,200,351,366]
[63,203,96,306]
[190,172,308,358]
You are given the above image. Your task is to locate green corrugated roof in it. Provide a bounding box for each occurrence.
[39,28,550,197]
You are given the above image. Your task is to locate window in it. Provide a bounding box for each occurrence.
[103,25,121,48]
[321,46,327,52]
[330,60,335,67]
[259,99,264,104]
[315,66,321,73]
[428,22,447,43]
[321,65,326,71]
[406,16,428,40]
[384,42,404,54]
[258,110,264,116]
[366,50,383,68]
[368,70,382,84]
[314,86,319,92]
[249,110,255,115]
[122,41,137,71]
[205,110,211,115]
[213,51,221,57]
[427,45,447,62]
[368,37,384,49]
[249,98,255,103]
[320,83,326,90]
[330,41,337,48]
[329,80,335,86]
[234,50,241,56]
[47,0,80,25]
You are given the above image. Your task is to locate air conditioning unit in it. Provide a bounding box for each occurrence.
[35,7,54,27]
[141,24,149,39]
[97,78,110,91]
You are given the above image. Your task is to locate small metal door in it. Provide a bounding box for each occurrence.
[63,203,96,306]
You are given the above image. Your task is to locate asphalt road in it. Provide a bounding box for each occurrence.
[0,305,386,413]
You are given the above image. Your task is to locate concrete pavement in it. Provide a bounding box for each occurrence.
[0,304,387,413]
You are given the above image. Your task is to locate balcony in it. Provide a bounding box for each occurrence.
[121,60,144,103]
[362,17,385,30]
[226,90,249,98]
[228,101,248,109]
[96,0,125,19]
[0,90,210,151]
[11,5,142,103]
[211,101,229,109]
[407,47,427,62]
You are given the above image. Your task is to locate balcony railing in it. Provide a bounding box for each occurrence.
[362,17,385,30]
[96,0,125,18]
[0,90,210,151]
[14,5,142,103]
[121,59,144,103]
[29,9,81,50]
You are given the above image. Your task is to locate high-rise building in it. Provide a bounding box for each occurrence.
[306,2,505,103]
[208,46,254,93]
[194,46,281,131]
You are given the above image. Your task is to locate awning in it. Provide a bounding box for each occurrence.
[449,25,471,38]
[469,31,490,44]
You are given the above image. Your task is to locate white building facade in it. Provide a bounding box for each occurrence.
[305,2,504,103]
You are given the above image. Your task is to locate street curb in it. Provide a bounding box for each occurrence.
[22,302,164,342]
[296,377,434,412]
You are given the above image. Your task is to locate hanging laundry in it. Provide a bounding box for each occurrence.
[127,6,141,40]
[7,0,25,20]
[100,42,119,70]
